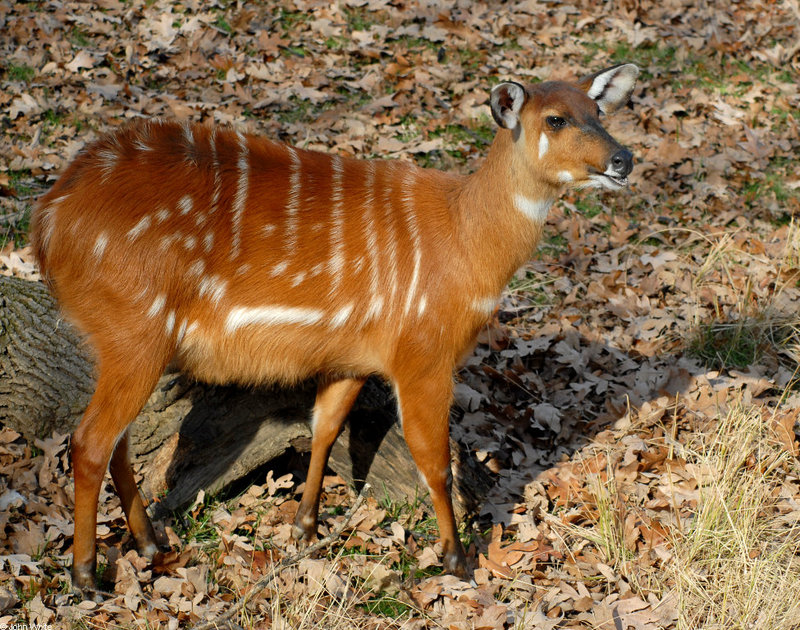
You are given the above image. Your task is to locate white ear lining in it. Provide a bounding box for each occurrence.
[503,83,524,128]
[588,64,639,113]
[491,82,526,130]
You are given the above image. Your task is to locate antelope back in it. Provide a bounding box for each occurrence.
[31,121,476,385]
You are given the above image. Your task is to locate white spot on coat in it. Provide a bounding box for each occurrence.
[92,233,108,260]
[147,294,166,318]
[198,275,227,305]
[165,310,175,335]
[128,215,152,240]
[178,195,193,215]
[330,303,354,328]
[187,259,205,277]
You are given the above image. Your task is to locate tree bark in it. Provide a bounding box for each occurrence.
[0,275,492,519]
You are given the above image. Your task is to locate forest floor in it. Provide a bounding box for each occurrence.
[2,0,800,628]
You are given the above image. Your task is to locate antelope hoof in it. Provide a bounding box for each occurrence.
[72,563,103,602]
[138,541,160,560]
[443,546,470,580]
[292,515,317,543]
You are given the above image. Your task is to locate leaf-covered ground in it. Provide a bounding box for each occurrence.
[2,0,800,628]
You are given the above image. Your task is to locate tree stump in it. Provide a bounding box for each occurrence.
[0,275,492,519]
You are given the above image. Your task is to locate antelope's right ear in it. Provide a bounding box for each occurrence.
[490,81,526,130]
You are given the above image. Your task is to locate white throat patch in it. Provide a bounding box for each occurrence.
[514,194,553,223]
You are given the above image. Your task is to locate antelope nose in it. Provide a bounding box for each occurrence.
[610,149,633,177]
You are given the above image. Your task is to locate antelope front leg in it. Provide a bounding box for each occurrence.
[394,370,468,578]
[294,377,366,540]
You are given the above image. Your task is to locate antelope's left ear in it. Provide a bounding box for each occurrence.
[578,64,639,114]
[490,81,527,130]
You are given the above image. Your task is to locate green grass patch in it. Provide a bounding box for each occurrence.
[538,233,569,258]
[214,15,232,34]
[343,6,375,32]
[276,8,310,33]
[172,496,222,546]
[69,27,91,48]
[358,595,414,618]
[688,314,797,372]
[6,63,35,83]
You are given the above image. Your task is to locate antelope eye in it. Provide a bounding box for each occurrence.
[546,116,567,130]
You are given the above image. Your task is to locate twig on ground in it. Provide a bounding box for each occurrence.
[191,484,370,630]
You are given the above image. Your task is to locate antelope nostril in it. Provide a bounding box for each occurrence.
[611,149,633,177]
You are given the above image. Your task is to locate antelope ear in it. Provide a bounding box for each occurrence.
[578,64,639,114]
[490,81,526,130]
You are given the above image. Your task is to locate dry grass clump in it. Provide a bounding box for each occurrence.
[668,403,800,629]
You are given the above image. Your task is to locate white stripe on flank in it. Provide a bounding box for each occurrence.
[538,132,549,160]
[362,161,382,324]
[417,295,427,317]
[92,233,108,260]
[38,195,70,254]
[382,163,399,311]
[128,215,152,240]
[198,275,227,305]
[182,121,194,151]
[97,148,118,181]
[286,146,302,251]
[402,170,422,318]
[209,128,221,215]
[133,133,151,152]
[330,303,354,328]
[329,155,346,293]
[230,131,249,259]
[147,294,166,318]
[225,305,324,333]
[513,194,552,223]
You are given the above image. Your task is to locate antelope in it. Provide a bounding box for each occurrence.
[30,63,638,595]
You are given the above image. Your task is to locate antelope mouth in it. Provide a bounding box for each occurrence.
[587,172,629,190]
[603,173,629,188]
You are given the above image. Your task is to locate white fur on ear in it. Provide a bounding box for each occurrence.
[490,82,526,130]
[584,64,639,114]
